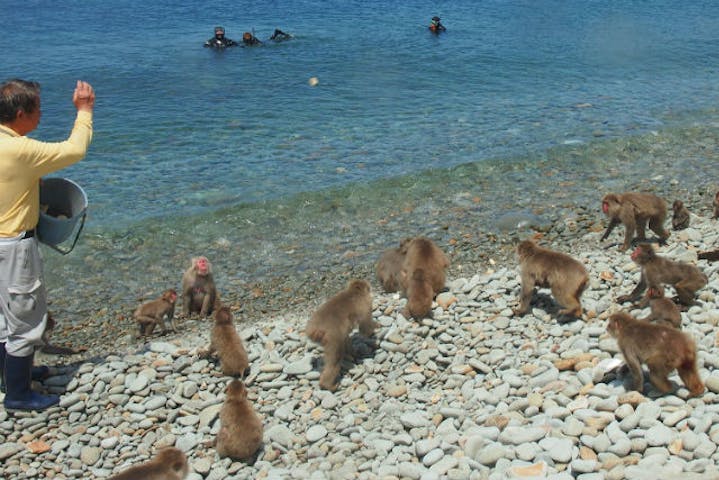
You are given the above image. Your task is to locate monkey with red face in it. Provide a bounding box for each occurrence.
[181,256,219,317]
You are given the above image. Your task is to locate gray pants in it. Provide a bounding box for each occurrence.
[0,235,48,357]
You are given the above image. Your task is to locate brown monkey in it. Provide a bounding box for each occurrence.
[600,192,670,251]
[398,237,449,318]
[617,243,707,306]
[216,380,263,461]
[607,312,704,396]
[133,289,178,337]
[204,306,249,377]
[671,200,690,231]
[713,190,719,219]
[306,279,376,391]
[639,287,682,329]
[513,239,588,320]
[108,447,189,480]
[181,256,218,317]
[403,269,435,319]
[375,238,411,293]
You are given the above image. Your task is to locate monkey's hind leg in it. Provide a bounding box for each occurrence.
[318,342,343,391]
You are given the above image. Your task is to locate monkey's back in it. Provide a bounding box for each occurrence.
[217,401,263,460]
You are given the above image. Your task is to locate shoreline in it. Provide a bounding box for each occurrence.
[2,188,719,478]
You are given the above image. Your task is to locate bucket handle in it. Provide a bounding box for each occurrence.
[43,211,87,255]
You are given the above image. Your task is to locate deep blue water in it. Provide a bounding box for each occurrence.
[3,0,719,228]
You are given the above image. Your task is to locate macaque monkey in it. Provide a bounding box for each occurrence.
[671,200,690,231]
[617,243,707,306]
[133,289,178,337]
[306,279,376,391]
[108,447,189,480]
[375,238,411,293]
[513,239,588,320]
[713,190,719,219]
[181,256,218,317]
[204,306,249,376]
[399,237,449,319]
[216,380,263,461]
[607,312,704,396]
[601,192,670,251]
[640,287,682,329]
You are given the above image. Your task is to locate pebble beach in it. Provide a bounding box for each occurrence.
[2,189,719,479]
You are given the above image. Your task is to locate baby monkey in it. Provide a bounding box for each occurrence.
[133,289,178,337]
[108,447,188,480]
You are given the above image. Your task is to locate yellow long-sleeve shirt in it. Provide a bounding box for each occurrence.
[0,111,93,237]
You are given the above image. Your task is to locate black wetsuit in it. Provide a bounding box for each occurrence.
[204,35,238,48]
[269,29,292,41]
[242,35,262,46]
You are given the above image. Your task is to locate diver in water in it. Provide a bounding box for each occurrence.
[429,16,446,34]
[204,26,238,48]
[242,31,262,46]
[269,28,292,42]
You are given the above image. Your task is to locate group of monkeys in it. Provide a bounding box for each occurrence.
[106,189,719,478]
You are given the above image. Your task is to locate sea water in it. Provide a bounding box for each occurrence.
[2,0,719,313]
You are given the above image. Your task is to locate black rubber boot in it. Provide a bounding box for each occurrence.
[3,352,59,411]
[0,342,49,393]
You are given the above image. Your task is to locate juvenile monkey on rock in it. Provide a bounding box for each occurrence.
[204,306,249,377]
[216,380,263,461]
[600,192,670,251]
[671,200,690,231]
[133,289,178,337]
[375,238,410,293]
[607,312,704,397]
[399,237,449,319]
[639,286,682,329]
[513,239,588,321]
[108,447,189,480]
[617,243,707,306]
[306,279,376,391]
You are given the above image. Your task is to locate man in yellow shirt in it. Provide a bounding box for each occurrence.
[0,79,94,411]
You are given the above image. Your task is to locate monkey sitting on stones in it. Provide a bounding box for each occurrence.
[375,238,411,293]
[671,200,690,231]
[203,306,249,377]
[181,256,219,317]
[133,289,178,337]
[108,447,188,480]
[600,192,670,251]
[617,243,707,306]
[513,239,588,322]
[305,279,376,391]
[639,286,682,329]
[216,380,263,461]
[607,312,704,397]
[399,237,449,319]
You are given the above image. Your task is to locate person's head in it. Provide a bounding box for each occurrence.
[214,26,225,39]
[431,16,441,25]
[0,79,41,133]
[243,32,253,42]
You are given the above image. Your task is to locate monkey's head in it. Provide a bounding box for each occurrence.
[193,256,211,276]
[398,237,413,253]
[348,279,370,294]
[162,289,178,303]
[601,193,619,215]
[516,239,536,259]
[156,448,188,477]
[607,312,630,338]
[630,243,654,264]
[672,200,683,211]
[226,379,247,399]
[213,306,233,325]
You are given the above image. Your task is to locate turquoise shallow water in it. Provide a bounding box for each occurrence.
[2,1,719,323]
